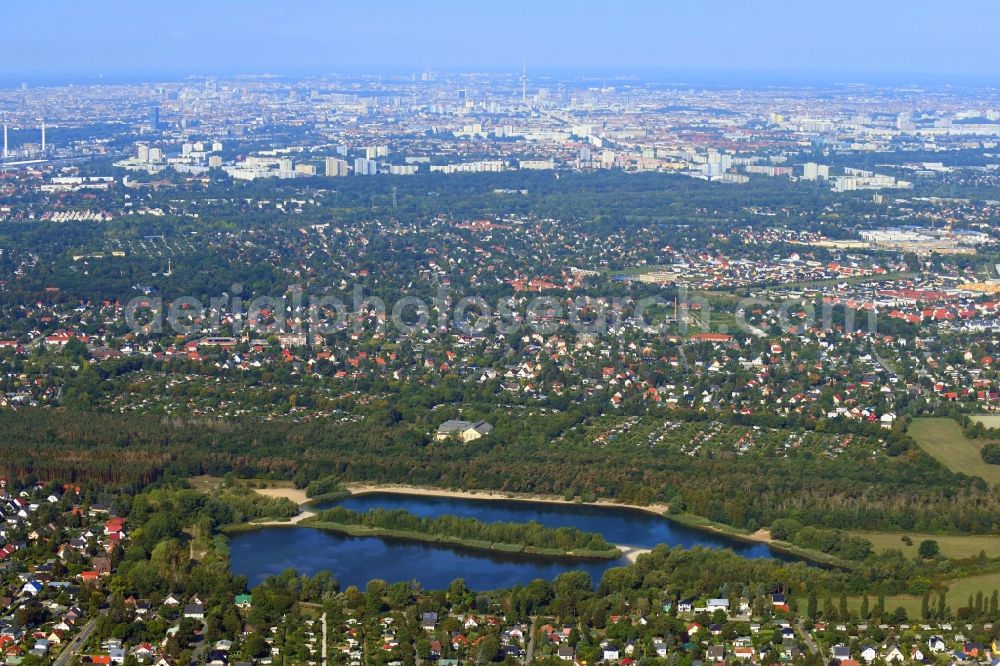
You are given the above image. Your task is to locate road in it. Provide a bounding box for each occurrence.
[875,353,901,381]
[525,616,538,664]
[189,628,210,666]
[797,619,820,656]
[321,612,328,666]
[53,617,98,666]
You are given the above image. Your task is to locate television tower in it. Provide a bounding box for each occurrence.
[2,122,7,159]
[521,58,527,105]
[41,120,46,152]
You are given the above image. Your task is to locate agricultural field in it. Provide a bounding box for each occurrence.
[848,530,1000,560]
[849,571,1000,619]
[908,418,1000,485]
[972,414,1000,429]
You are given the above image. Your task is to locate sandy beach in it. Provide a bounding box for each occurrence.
[247,486,315,525]
[619,545,652,563]
[251,510,317,526]
[254,486,310,505]
[344,482,671,516]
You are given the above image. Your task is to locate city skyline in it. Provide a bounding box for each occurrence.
[4,1,1000,84]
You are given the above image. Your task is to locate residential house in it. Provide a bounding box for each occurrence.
[884,645,904,663]
[705,598,730,614]
[434,420,494,442]
[184,604,205,620]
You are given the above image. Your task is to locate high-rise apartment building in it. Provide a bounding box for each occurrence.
[354,157,377,175]
[325,157,349,176]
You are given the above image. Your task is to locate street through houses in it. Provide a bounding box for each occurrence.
[321,611,328,666]
[52,617,98,666]
[797,619,821,656]
[525,616,538,664]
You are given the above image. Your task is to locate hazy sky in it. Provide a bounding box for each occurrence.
[4,1,999,83]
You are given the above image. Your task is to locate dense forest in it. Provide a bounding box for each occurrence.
[769,519,873,560]
[1,405,997,535]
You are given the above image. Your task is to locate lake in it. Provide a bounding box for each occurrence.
[229,492,797,590]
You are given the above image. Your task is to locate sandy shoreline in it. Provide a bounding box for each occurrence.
[255,486,310,505]
[344,483,671,516]
[251,510,317,526]
[619,545,652,563]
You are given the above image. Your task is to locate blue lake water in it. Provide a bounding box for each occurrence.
[229,492,798,590]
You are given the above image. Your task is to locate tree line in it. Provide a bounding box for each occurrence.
[314,506,617,555]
